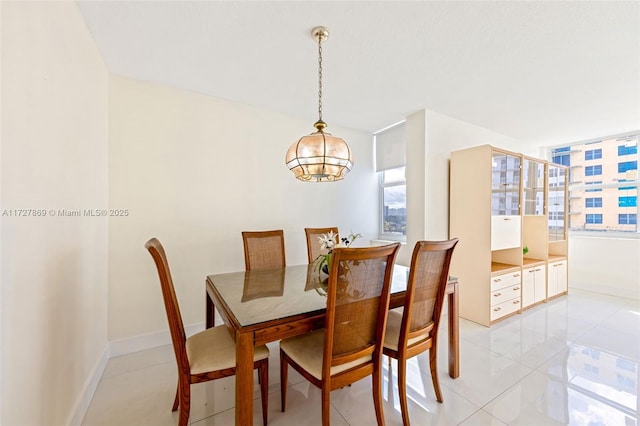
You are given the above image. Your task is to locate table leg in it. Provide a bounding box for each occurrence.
[235,331,254,426]
[206,291,215,328]
[448,281,460,378]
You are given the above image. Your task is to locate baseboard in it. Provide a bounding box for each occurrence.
[67,344,109,426]
[109,322,206,358]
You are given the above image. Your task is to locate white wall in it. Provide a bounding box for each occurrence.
[402,109,520,265]
[569,236,640,299]
[1,2,109,425]
[108,75,377,342]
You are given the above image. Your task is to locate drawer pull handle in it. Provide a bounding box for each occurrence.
[535,268,542,271]
[493,278,502,282]
[513,273,520,277]
[503,218,511,221]
[513,300,520,305]
[494,293,502,297]
[513,287,520,290]
[493,307,501,312]
[528,270,534,273]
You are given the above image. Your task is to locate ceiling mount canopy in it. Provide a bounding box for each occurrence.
[285,26,353,182]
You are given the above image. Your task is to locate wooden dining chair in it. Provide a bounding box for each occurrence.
[242,229,286,271]
[304,227,339,264]
[145,238,270,426]
[383,238,459,426]
[280,243,401,426]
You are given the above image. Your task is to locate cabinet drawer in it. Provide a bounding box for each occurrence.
[490,270,522,291]
[491,285,521,306]
[490,297,521,321]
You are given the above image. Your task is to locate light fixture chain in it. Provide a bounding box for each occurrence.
[317,36,323,123]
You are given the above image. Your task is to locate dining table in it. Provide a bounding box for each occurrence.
[205,263,460,426]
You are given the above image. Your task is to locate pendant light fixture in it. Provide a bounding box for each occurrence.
[286,26,353,182]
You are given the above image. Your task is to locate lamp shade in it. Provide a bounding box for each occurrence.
[285,129,353,182]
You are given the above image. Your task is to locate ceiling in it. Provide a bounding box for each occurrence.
[77,1,640,146]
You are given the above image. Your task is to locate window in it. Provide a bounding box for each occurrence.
[619,214,637,225]
[552,146,570,166]
[618,161,638,173]
[380,167,406,240]
[585,181,602,192]
[618,180,636,191]
[549,211,564,221]
[375,122,406,242]
[585,198,602,208]
[585,149,602,160]
[585,165,602,176]
[619,196,637,207]
[618,145,638,156]
[550,133,638,235]
[586,214,603,224]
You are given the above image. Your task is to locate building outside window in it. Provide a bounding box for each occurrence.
[550,133,638,234]
[618,161,638,173]
[585,149,602,160]
[619,214,637,225]
[585,181,603,192]
[585,165,603,176]
[619,196,637,207]
[586,214,603,224]
[586,198,603,208]
[618,145,637,156]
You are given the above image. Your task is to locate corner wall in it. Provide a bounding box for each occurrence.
[402,109,520,266]
[1,2,109,424]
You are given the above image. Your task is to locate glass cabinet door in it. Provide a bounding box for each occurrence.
[548,164,567,241]
[523,158,546,215]
[492,151,521,216]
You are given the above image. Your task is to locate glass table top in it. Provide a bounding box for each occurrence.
[208,263,410,327]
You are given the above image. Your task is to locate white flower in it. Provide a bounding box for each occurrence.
[317,231,338,251]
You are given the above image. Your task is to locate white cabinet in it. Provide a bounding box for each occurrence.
[491,215,521,250]
[522,264,546,309]
[548,259,568,298]
[450,144,568,327]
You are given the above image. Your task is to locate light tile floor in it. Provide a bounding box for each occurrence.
[83,289,640,425]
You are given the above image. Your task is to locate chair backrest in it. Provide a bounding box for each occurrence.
[400,239,459,348]
[323,243,400,379]
[304,227,339,264]
[242,230,286,271]
[145,238,190,376]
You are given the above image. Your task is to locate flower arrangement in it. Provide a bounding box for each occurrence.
[314,231,362,275]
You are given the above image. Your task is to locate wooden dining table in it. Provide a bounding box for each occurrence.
[205,264,460,426]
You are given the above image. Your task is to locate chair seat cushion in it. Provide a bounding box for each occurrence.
[280,329,371,380]
[187,325,269,375]
[383,309,428,352]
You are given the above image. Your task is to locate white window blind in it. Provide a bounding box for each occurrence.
[375,122,406,172]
